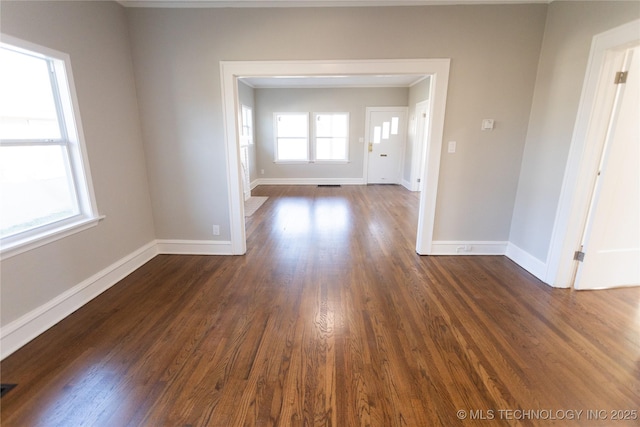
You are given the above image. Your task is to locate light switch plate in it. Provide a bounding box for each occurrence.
[448,141,456,153]
[482,119,495,130]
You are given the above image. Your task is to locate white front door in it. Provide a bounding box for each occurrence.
[366,108,407,184]
[575,45,640,290]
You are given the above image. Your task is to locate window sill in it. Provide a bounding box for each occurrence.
[0,215,105,261]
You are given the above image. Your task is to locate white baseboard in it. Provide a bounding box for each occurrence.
[505,242,548,282]
[0,241,158,360]
[156,239,233,255]
[401,178,418,192]
[255,177,365,186]
[250,179,260,190]
[430,240,508,255]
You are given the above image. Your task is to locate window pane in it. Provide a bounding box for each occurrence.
[316,114,347,138]
[331,137,347,159]
[0,145,78,238]
[317,137,346,161]
[277,114,307,138]
[391,117,399,135]
[277,138,308,161]
[382,121,390,140]
[332,114,348,137]
[316,137,331,160]
[373,126,382,144]
[0,47,61,140]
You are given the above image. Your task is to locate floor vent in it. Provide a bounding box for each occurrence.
[318,184,341,187]
[1,384,17,397]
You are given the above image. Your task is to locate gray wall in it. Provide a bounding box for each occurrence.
[254,87,409,180]
[0,1,155,326]
[509,1,640,262]
[127,4,546,242]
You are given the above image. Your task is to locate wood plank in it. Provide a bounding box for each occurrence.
[1,185,639,426]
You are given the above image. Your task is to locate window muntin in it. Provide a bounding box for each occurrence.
[0,37,98,254]
[275,113,309,161]
[314,113,349,161]
[240,104,253,146]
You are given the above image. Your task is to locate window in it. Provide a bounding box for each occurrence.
[274,113,308,161]
[314,113,349,161]
[240,104,253,146]
[0,37,98,257]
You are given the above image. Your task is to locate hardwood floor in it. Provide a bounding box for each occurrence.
[1,185,639,426]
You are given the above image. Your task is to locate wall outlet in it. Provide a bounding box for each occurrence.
[212,225,220,236]
[260,169,264,175]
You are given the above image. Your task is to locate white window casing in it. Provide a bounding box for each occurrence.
[0,35,101,260]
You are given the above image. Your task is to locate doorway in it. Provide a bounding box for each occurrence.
[545,19,640,288]
[220,59,451,255]
[364,107,408,184]
[574,44,639,290]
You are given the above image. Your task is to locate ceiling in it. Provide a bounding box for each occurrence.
[117,0,550,8]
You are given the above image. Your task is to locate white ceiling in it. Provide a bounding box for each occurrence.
[118,0,550,8]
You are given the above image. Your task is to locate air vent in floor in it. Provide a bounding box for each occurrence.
[1,384,17,397]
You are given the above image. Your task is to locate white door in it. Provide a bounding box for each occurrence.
[366,108,407,184]
[575,45,640,290]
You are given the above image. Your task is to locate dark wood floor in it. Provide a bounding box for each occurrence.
[2,185,639,426]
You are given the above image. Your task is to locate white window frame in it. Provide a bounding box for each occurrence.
[239,104,253,146]
[313,112,349,163]
[0,35,101,260]
[274,112,309,163]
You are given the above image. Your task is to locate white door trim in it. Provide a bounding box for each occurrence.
[545,19,640,287]
[413,100,430,192]
[220,58,450,255]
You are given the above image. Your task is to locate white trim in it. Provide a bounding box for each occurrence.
[221,58,451,257]
[430,240,508,255]
[0,241,158,360]
[156,239,233,255]
[415,64,449,254]
[505,242,549,283]
[411,100,430,192]
[250,179,261,190]
[0,215,105,260]
[545,19,640,287]
[255,177,365,186]
[401,178,413,191]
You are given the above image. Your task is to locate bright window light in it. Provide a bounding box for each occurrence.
[315,113,349,161]
[275,113,308,161]
[0,37,98,256]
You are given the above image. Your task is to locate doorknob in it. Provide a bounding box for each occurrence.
[380,154,388,157]
[368,142,373,152]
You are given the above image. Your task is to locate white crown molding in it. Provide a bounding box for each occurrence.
[117,0,551,8]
